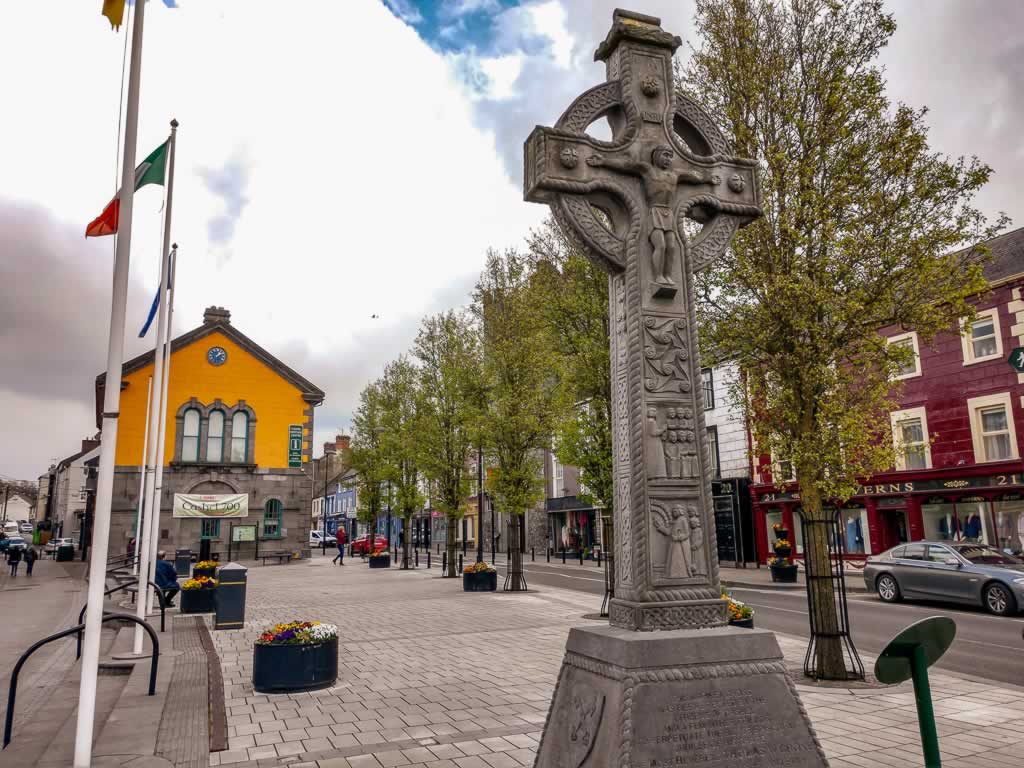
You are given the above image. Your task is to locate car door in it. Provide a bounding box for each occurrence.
[891,543,929,596]
[922,545,973,603]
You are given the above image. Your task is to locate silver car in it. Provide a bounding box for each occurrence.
[864,541,1024,616]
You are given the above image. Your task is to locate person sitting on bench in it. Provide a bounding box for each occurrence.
[154,551,180,607]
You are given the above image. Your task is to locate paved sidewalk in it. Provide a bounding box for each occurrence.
[208,558,1024,768]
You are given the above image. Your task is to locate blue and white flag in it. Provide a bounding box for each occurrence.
[139,250,174,338]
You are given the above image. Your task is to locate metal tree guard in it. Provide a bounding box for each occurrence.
[504,516,527,591]
[799,506,865,681]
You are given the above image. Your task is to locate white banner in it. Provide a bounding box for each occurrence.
[172,493,249,518]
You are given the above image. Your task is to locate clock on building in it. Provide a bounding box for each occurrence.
[207,346,227,366]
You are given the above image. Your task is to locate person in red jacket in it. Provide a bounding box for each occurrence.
[333,529,348,565]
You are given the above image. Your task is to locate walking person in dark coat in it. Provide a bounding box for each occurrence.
[24,547,37,576]
[8,546,22,576]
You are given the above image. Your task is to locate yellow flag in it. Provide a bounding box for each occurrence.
[102,0,126,30]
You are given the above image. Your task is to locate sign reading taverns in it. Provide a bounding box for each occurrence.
[524,9,827,767]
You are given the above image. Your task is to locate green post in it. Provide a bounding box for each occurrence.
[909,644,941,768]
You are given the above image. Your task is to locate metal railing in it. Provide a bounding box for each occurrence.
[4,613,159,749]
[76,579,166,658]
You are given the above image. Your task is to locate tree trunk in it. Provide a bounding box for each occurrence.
[799,481,846,679]
[505,515,527,591]
[401,516,412,569]
[445,515,458,578]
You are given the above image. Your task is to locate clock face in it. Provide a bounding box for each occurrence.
[207,346,227,366]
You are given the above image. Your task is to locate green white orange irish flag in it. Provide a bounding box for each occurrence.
[85,141,168,237]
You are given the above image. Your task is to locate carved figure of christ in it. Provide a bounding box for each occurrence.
[587,145,715,287]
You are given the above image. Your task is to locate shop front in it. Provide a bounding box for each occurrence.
[545,496,598,555]
[752,462,1024,561]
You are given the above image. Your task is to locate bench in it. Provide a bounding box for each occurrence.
[124,583,175,605]
[258,551,293,566]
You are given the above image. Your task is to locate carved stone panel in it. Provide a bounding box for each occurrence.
[649,496,708,586]
[644,401,699,482]
[642,314,691,394]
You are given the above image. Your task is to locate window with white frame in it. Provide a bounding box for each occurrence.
[775,460,796,483]
[551,451,564,497]
[887,332,921,379]
[962,309,1002,365]
[967,393,1019,462]
[890,407,931,470]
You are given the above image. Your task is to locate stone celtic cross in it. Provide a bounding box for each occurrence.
[525,9,761,630]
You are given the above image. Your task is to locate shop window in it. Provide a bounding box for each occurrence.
[961,309,1002,365]
[263,499,282,538]
[702,368,715,410]
[890,407,931,470]
[707,426,720,478]
[839,507,869,554]
[967,393,1018,463]
[994,500,1024,555]
[231,411,249,463]
[200,519,221,539]
[181,408,200,462]
[206,410,225,463]
[922,500,991,545]
[887,332,921,379]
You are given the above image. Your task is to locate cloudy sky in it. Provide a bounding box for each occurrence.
[1,0,1022,480]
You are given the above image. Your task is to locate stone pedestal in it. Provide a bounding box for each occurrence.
[535,625,827,768]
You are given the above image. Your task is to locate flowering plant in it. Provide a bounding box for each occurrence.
[370,549,389,558]
[463,561,496,574]
[257,621,338,646]
[195,560,219,569]
[773,539,791,548]
[182,576,215,590]
[772,523,786,532]
[722,591,753,621]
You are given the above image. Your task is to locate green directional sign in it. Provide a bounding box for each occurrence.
[1008,347,1024,372]
[288,425,303,468]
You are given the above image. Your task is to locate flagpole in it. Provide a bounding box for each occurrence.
[147,242,177,613]
[133,375,153,575]
[135,119,176,654]
[75,0,147,764]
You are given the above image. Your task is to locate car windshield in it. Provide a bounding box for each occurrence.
[952,545,1023,565]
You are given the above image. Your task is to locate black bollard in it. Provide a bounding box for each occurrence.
[597,550,602,567]
[547,548,550,563]
[562,549,566,565]
[580,550,584,566]
[442,551,447,576]
[458,554,464,573]
[531,548,535,562]
[427,551,431,569]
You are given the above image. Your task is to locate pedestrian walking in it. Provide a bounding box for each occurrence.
[8,546,22,576]
[24,547,36,576]
[333,528,348,565]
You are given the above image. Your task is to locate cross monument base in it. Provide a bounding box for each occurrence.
[534,626,828,768]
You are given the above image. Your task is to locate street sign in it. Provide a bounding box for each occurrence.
[1008,347,1024,372]
[875,616,956,768]
[287,425,303,468]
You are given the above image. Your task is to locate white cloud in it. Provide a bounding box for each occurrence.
[0,0,545,478]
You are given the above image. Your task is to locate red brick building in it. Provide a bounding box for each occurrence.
[751,227,1024,562]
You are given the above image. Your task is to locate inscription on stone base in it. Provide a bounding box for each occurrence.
[633,675,822,768]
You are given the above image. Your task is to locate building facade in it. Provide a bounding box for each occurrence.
[750,228,1024,561]
[97,306,324,559]
[50,439,100,540]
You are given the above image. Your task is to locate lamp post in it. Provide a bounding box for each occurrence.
[476,444,484,563]
[321,453,329,557]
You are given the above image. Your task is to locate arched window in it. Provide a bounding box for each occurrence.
[181,408,201,462]
[207,410,225,463]
[263,499,282,538]
[231,411,249,462]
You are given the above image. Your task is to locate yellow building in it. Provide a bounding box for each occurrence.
[96,306,324,558]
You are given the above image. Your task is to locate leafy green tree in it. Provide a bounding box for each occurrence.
[526,218,613,523]
[413,311,483,576]
[349,381,387,548]
[377,357,426,569]
[684,0,1005,678]
[474,248,561,589]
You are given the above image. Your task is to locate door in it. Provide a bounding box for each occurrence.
[922,544,973,602]
[892,542,929,596]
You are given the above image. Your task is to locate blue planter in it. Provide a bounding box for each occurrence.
[252,637,338,693]
[368,556,391,569]
[180,587,216,614]
[463,571,498,592]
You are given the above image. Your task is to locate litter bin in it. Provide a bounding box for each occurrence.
[56,544,75,562]
[174,548,192,577]
[214,562,247,630]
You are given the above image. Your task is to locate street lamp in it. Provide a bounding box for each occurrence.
[476,444,484,564]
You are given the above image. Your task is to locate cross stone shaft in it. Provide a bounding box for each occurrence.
[524,8,762,631]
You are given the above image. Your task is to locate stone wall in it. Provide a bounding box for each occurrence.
[109,464,312,561]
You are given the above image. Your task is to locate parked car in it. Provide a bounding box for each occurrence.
[2,537,28,553]
[309,530,336,547]
[864,541,1024,616]
[350,534,389,556]
[19,523,33,534]
[44,537,78,554]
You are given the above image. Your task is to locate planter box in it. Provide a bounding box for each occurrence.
[729,618,754,629]
[252,637,338,693]
[368,556,391,569]
[193,566,217,580]
[462,570,498,592]
[180,587,216,614]
[772,546,792,559]
[770,563,799,583]
[772,528,790,541]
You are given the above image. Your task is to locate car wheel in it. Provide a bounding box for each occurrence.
[984,583,1016,616]
[876,574,901,603]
